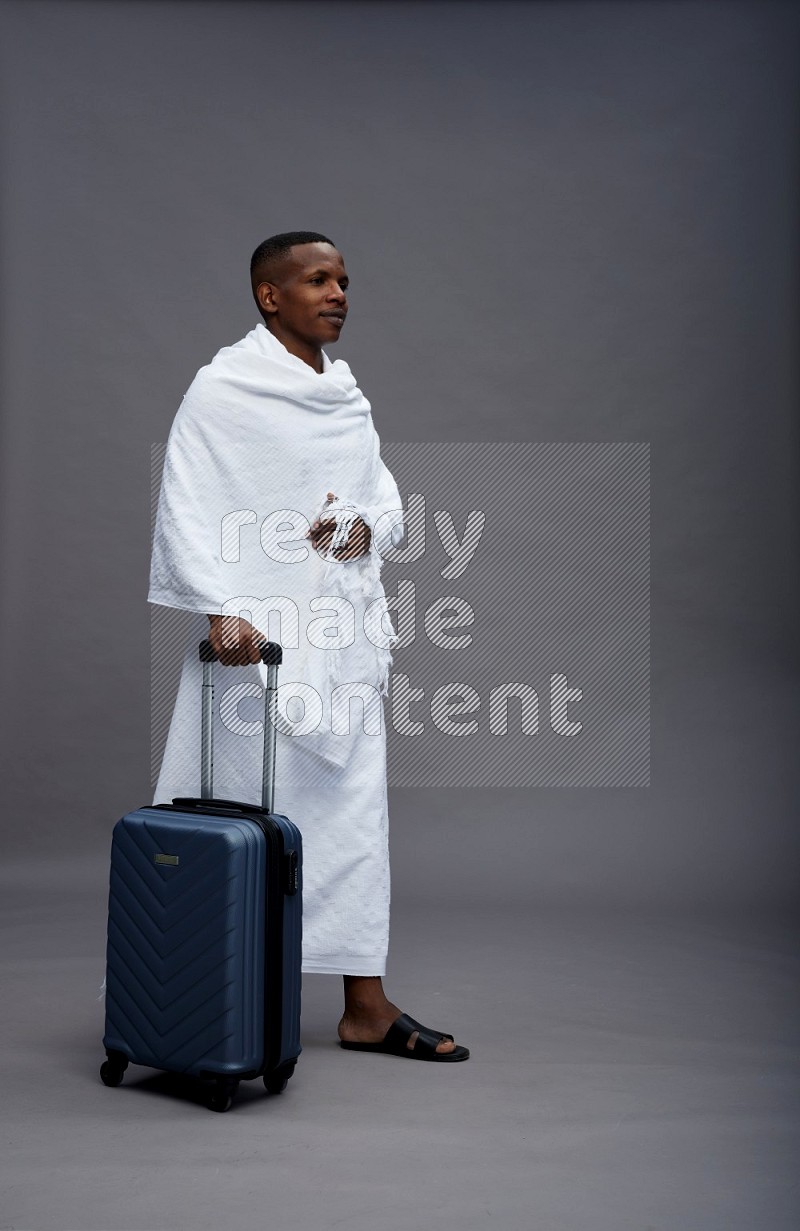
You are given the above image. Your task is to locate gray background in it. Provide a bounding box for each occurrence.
[0,2,797,1229]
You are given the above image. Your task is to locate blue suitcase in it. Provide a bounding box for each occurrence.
[101,639,302,1112]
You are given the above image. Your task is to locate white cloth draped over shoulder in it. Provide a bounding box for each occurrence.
[148,323,405,975]
[149,321,405,769]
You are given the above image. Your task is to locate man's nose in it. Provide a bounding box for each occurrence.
[327,283,346,303]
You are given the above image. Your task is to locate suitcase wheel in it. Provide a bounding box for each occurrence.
[208,1078,239,1113]
[100,1052,128,1088]
[264,1060,295,1096]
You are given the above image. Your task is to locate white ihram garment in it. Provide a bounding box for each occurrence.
[149,324,405,975]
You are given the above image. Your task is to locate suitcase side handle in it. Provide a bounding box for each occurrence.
[196,639,282,813]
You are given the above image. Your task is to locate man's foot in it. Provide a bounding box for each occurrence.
[339,1010,470,1062]
[338,976,457,1056]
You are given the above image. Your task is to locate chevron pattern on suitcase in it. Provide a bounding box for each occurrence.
[103,809,266,1076]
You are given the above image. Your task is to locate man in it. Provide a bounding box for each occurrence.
[149,231,468,1062]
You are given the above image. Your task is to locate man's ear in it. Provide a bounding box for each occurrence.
[256,282,277,315]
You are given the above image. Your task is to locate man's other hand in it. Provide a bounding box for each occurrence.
[307,516,372,559]
[305,493,372,560]
[207,614,267,666]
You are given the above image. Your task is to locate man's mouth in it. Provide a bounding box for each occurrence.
[321,311,346,325]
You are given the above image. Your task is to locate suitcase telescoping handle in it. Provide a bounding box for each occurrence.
[192,638,283,814]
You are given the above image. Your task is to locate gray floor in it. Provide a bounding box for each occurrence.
[1,854,797,1231]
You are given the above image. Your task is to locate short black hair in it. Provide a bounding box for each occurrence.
[250,231,336,322]
[250,230,335,279]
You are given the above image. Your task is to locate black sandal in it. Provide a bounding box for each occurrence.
[339,1012,470,1062]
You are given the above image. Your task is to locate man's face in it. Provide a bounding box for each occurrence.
[259,242,349,348]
